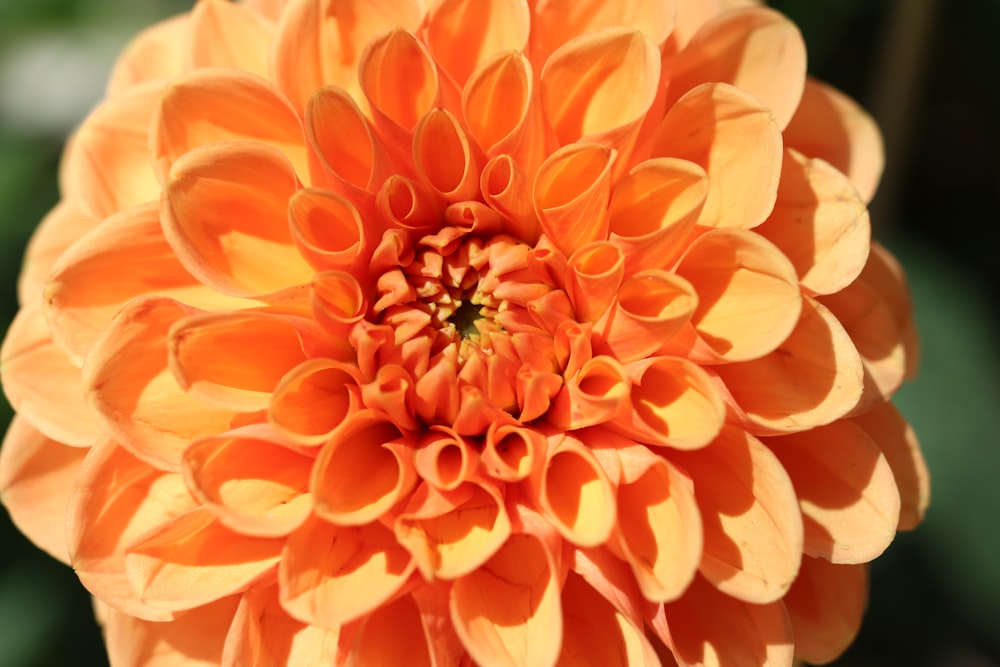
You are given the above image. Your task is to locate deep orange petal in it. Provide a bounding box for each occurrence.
[783,558,868,665]
[424,0,530,86]
[348,594,434,666]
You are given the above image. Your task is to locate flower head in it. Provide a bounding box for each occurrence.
[0,0,929,665]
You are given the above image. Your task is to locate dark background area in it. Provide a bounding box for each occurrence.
[1,1,997,665]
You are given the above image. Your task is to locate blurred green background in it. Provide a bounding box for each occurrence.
[1,1,997,665]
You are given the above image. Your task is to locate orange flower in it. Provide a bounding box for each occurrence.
[0,0,929,665]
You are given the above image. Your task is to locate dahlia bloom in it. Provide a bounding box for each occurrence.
[0,0,929,665]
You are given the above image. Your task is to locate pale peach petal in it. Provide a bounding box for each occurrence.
[558,571,661,666]
[271,0,423,114]
[417,427,481,489]
[659,575,794,667]
[569,546,646,627]
[279,514,415,627]
[82,296,237,471]
[17,200,98,306]
[190,0,273,77]
[268,358,362,445]
[607,158,708,273]
[349,594,434,666]
[451,533,563,667]
[859,241,919,380]
[124,508,283,612]
[782,558,868,666]
[565,242,624,323]
[784,78,884,203]
[673,228,801,362]
[411,583,470,666]
[222,584,341,667]
[530,0,675,66]
[716,296,865,434]
[651,82,782,229]
[413,108,483,202]
[45,202,257,366]
[541,28,660,162]
[311,411,417,525]
[182,429,313,537]
[611,356,725,450]
[764,420,900,564]
[852,402,929,531]
[241,0,288,22]
[152,68,308,181]
[670,0,758,48]
[68,441,196,621]
[756,149,871,296]
[425,0,530,86]
[533,142,615,257]
[550,355,630,429]
[667,7,806,130]
[106,13,190,97]
[63,82,163,220]
[162,142,315,297]
[104,595,240,667]
[1,299,99,446]
[395,480,511,579]
[0,416,87,563]
[673,426,802,603]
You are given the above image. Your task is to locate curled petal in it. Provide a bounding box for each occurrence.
[716,296,864,434]
[124,508,283,612]
[565,241,625,323]
[674,228,801,362]
[310,270,367,340]
[672,425,803,604]
[182,429,313,537]
[549,355,630,429]
[1,300,100,446]
[481,154,541,242]
[651,82,782,229]
[608,157,707,273]
[279,515,415,627]
[784,78,885,203]
[667,7,807,130]
[482,422,545,483]
[534,142,615,257]
[425,0,530,86]
[413,108,482,202]
[269,358,361,446]
[106,14,189,97]
[17,200,97,306]
[395,480,511,579]
[63,82,162,220]
[612,356,725,450]
[162,142,314,297]
[152,69,307,181]
[190,0,273,77]
[288,188,367,272]
[311,411,416,525]
[450,533,563,667]
[782,558,868,666]
[852,402,929,531]
[360,363,420,430]
[756,149,871,296]
[765,420,899,564]
[349,595,434,666]
[0,416,87,563]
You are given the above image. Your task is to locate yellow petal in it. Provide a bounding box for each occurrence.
[152,68,308,181]
[17,200,97,306]
[0,416,87,563]
[124,508,283,612]
[1,299,100,446]
[667,7,806,130]
[451,533,563,667]
[182,429,313,537]
[674,228,801,362]
[784,78,884,203]
[106,13,190,97]
[782,558,868,665]
[82,296,236,470]
[425,0,530,86]
[162,142,314,297]
[765,420,900,564]
[651,82,782,229]
[268,358,362,445]
[279,514,415,627]
[349,595,434,666]
[756,148,871,296]
[673,425,803,603]
[715,296,864,434]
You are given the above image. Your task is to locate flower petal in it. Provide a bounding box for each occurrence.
[450,533,563,667]
[162,142,314,297]
[424,0,530,86]
[784,78,884,203]
[17,200,98,306]
[858,241,919,380]
[106,14,190,97]
[651,82,782,229]
[716,296,864,434]
[189,0,273,77]
[268,358,361,446]
[672,425,803,603]
[764,420,900,564]
[756,149,871,296]
[348,594,434,666]
[782,558,867,666]
[413,108,483,202]
[549,355,630,430]
[279,514,415,627]
[565,241,625,323]
[0,416,87,563]
[124,508,283,612]
[82,296,237,471]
